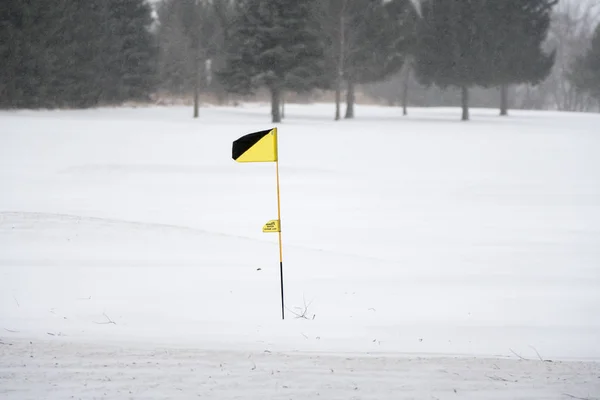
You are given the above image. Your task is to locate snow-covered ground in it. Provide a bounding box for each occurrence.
[1,104,599,399]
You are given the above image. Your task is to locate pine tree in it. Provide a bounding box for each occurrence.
[99,0,157,103]
[319,0,346,120]
[570,23,600,109]
[483,0,557,116]
[414,0,488,121]
[157,0,234,114]
[386,0,419,117]
[217,0,328,122]
[342,0,414,119]
[320,0,415,120]
[0,0,67,108]
[56,1,108,107]
[156,0,195,95]
[0,0,30,107]
[0,0,157,109]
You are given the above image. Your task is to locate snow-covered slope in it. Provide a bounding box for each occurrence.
[1,104,599,398]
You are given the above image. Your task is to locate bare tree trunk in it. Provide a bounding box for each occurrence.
[281,93,285,119]
[335,82,342,120]
[345,78,355,119]
[500,84,509,116]
[402,60,411,116]
[216,90,226,105]
[193,54,200,118]
[271,87,281,123]
[461,85,469,121]
[335,13,344,121]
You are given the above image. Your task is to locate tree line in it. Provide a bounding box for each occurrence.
[1,0,599,121]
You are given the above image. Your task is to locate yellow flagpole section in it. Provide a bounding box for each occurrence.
[276,159,283,263]
[274,127,284,319]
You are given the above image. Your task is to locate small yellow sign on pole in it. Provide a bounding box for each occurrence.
[262,219,280,233]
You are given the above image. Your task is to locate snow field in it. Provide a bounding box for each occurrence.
[1,104,599,398]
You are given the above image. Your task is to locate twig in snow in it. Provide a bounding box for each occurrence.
[50,309,67,320]
[4,328,19,333]
[529,345,552,362]
[287,295,315,320]
[13,296,19,307]
[486,375,512,382]
[509,348,527,360]
[94,313,116,325]
[530,346,543,361]
[562,394,593,400]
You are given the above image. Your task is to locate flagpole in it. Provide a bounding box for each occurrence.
[232,127,284,320]
[275,157,284,320]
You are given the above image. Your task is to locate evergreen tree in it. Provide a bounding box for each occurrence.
[570,23,600,109]
[414,0,488,121]
[0,0,157,109]
[99,0,157,103]
[342,0,415,119]
[483,0,557,116]
[320,0,415,120]
[217,0,328,122]
[319,0,346,120]
[56,1,108,107]
[156,0,195,95]
[0,0,68,107]
[157,0,234,114]
[386,0,419,117]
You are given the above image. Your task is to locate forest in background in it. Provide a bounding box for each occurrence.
[1,0,599,121]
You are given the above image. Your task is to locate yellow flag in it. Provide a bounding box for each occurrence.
[232,128,278,163]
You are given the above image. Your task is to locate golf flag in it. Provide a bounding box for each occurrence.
[232,128,277,163]
[232,127,285,320]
